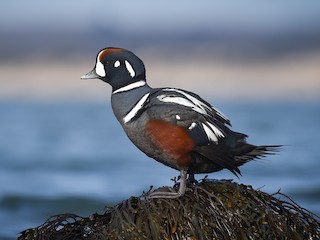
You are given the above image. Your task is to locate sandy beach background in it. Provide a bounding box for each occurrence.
[0,51,319,101]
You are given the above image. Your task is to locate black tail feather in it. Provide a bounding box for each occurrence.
[194,145,242,176]
[193,144,281,176]
[234,144,282,166]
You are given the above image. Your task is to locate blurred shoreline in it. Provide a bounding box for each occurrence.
[1,51,319,102]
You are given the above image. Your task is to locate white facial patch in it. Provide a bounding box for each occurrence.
[96,61,106,77]
[175,115,181,120]
[114,60,120,68]
[125,60,135,77]
[95,51,106,77]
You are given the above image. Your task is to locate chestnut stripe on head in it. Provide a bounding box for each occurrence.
[98,48,127,61]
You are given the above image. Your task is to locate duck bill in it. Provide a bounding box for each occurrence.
[81,69,99,79]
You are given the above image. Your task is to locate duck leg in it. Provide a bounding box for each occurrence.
[148,170,187,199]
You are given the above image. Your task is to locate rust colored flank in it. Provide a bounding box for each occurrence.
[146,120,195,167]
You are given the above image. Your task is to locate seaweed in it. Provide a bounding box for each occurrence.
[18,180,320,240]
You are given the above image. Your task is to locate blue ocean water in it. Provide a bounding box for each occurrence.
[0,100,319,239]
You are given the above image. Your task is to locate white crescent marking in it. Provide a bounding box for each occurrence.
[95,51,106,77]
[96,61,106,77]
[123,93,150,123]
[125,60,135,77]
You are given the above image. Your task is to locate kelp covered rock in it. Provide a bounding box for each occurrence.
[18,180,320,240]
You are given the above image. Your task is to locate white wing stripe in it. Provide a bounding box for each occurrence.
[202,123,218,142]
[123,93,150,123]
[157,94,208,116]
[160,88,229,122]
[206,122,225,138]
[163,88,211,112]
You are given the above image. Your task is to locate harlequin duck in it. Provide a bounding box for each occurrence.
[81,47,279,198]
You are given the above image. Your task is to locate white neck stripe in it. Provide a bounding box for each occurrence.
[123,92,150,123]
[112,80,146,94]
